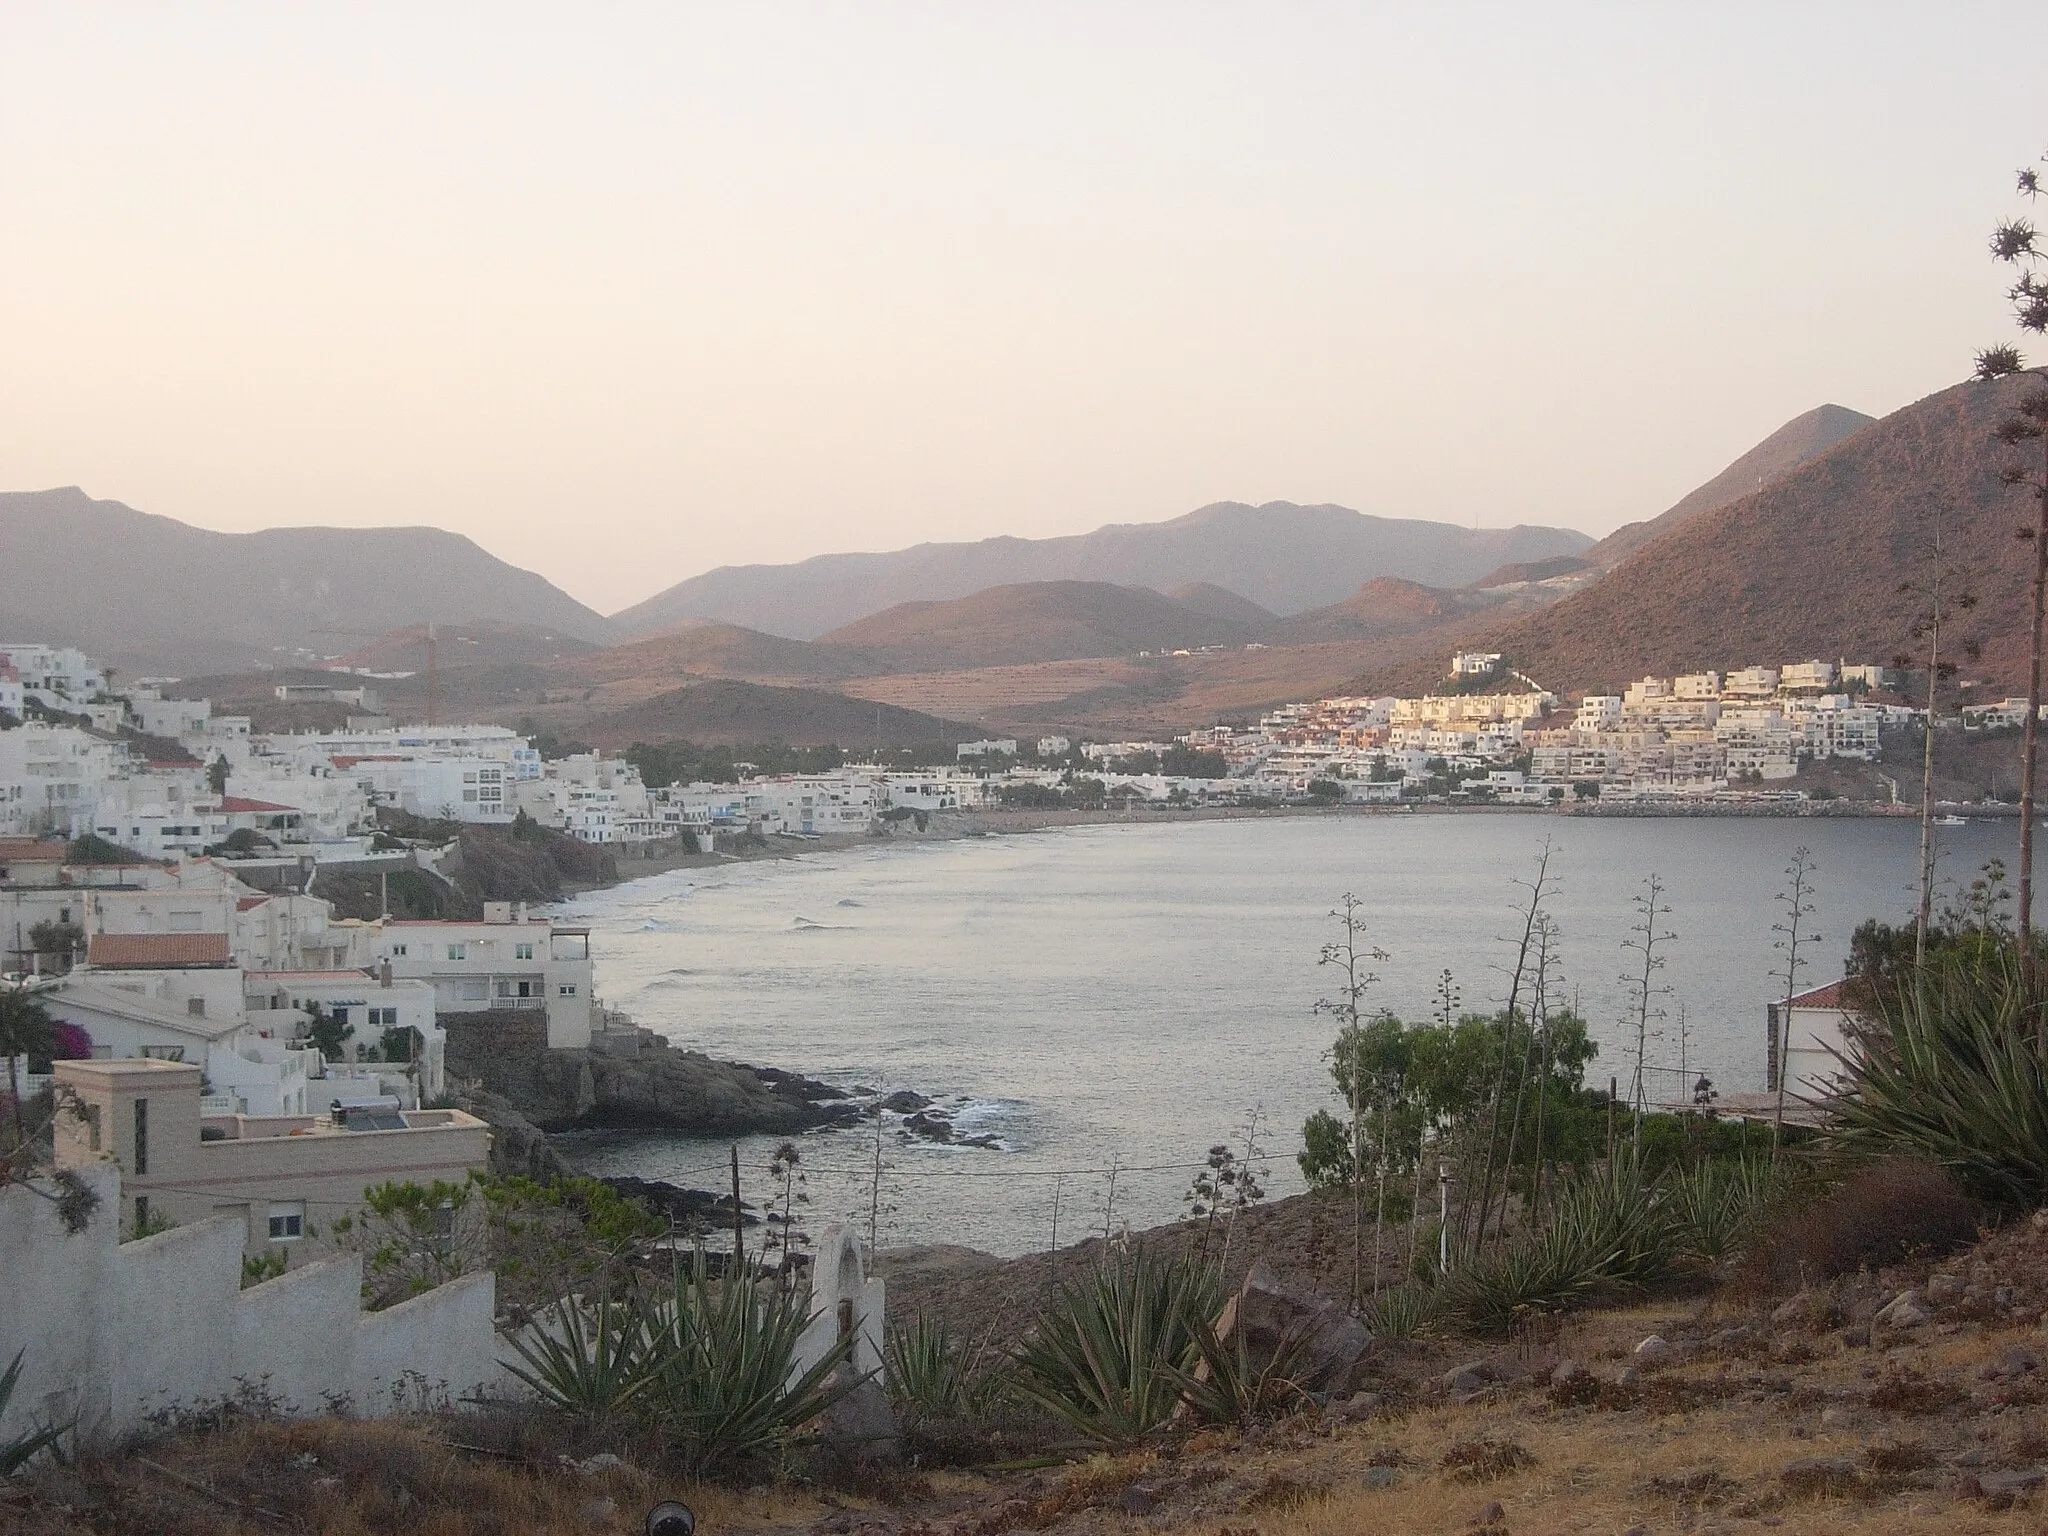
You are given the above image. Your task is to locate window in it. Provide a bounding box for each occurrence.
[514,943,534,961]
[267,1202,305,1242]
[142,1045,186,1062]
[390,943,408,958]
[132,1097,148,1175]
[558,983,577,997]
[446,943,466,961]
[369,1006,398,1027]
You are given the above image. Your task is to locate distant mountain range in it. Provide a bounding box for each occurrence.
[611,502,1595,639]
[0,488,617,675]
[1346,378,2029,698]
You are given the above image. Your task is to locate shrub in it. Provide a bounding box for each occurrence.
[1360,1283,1438,1341]
[1667,1154,1779,1262]
[641,1255,859,1477]
[1440,1154,1675,1332]
[1735,1157,1984,1293]
[1009,1253,1221,1445]
[0,1351,67,1474]
[884,1317,1001,1427]
[1833,950,2048,1208]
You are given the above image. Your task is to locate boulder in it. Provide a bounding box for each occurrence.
[1926,1272,1965,1304]
[1876,1290,1931,1329]
[1550,1359,1584,1385]
[1215,1263,1373,1395]
[1634,1335,1673,1364]
[1615,1365,1641,1388]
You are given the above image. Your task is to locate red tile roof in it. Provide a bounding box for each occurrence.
[217,796,298,814]
[87,932,234,969]
[0,838,66,863]
[1788,980,1853,1009]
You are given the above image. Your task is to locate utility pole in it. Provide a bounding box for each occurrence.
[729,1143,744,1271]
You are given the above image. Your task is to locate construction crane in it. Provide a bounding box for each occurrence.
[306,621,438,725]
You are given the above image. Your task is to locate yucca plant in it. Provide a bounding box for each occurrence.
[0,1351,68,1476]
[501,1293,657,1425]
[884,1316,1002,1425]
[1668,1155,1777,1262]
[1441,1154,1675,1332]
[1360,1282,1439,1342]
[644,1254,862,1477]
[1010,1253,1222,1445]
[1832,953,2048,1208]
[1171,1308,1313,1428]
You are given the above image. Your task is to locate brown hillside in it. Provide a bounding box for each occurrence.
[1167,580,1279,632]
[1349,375,2044,698]
[1587,402,1876,566]
[1471,554,1592,588]
[576,677,972,749]
[1266,577,1508,646]
[818,580,1254,670]
[550,622,882,687]
[338,619,598,673]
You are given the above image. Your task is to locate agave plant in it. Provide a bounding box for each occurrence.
[1359,1282,1439,1342]
[0,1352,69,1476]
[1010,1252,1222,1445]
[1832,953,2048,1208]
[644,1254,862,1477]
[1668,1155,1777,1262]
[1441,1154,1675,1332]
[884,1316,1002,1425]
[501,1292,657,1425]
[1171,1307,1313,1428]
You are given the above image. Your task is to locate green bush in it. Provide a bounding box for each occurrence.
[1832,950,2048,1208]
[1440,1154,1675,1332]
[1010,1253,1221,1445]
[884,1317,1002,1426]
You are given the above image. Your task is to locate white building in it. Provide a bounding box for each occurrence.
[1779,659,1838,694]
[0,644,107,708]
[1036,736,1072,757]
[0,724,131,836]
[346,756,513,824]
[0,663,22,722]
[1451,652,1503,677]
[370,905,594,1050]
[956,739,1018,759]
[1573,696,1622,733]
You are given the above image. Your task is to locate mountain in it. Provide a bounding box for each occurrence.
[1168,582,1279,633]
[611,502,1594,639]
[1585,404,1876,566]
[1470,555,1593,589]
[575,678,973,749]
[1266,578,1510,647]
[556,622,882,687]
[0,487,618,674]
[818,581,1254,671]
[1346,376,2041,699]
[338,620,599,674]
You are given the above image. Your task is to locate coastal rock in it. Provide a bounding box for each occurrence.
[1215,1263,1373,1395]
[445,1014,868,1136]
[881,1089,932,1113]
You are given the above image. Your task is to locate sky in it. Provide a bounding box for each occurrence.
[3,4,2044,616]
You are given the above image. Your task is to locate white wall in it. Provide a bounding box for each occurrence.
[0,1164,518,1449]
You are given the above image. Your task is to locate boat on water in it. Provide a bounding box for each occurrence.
[1935,814,1968,827]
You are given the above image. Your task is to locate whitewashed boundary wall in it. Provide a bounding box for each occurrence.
[0,1165,513,1447]
[788,1223,885,1388]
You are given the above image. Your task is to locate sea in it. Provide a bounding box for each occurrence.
[547,812,2012,1257]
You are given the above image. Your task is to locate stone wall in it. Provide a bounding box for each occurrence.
[0,1165,516,1449]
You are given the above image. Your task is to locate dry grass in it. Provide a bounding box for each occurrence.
[0,1415,821,1536]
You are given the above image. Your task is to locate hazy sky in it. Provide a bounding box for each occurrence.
[4,5,2043,614]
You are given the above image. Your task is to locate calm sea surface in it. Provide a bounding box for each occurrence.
[549,813,2011,1256]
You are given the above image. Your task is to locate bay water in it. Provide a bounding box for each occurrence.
[550,813,2008,1256]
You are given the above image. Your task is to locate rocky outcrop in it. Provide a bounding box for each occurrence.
[443,1013,863,1136]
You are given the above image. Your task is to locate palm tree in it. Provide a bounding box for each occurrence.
[0,990,56,1138]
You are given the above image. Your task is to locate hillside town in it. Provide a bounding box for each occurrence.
[0,640,2012,888]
